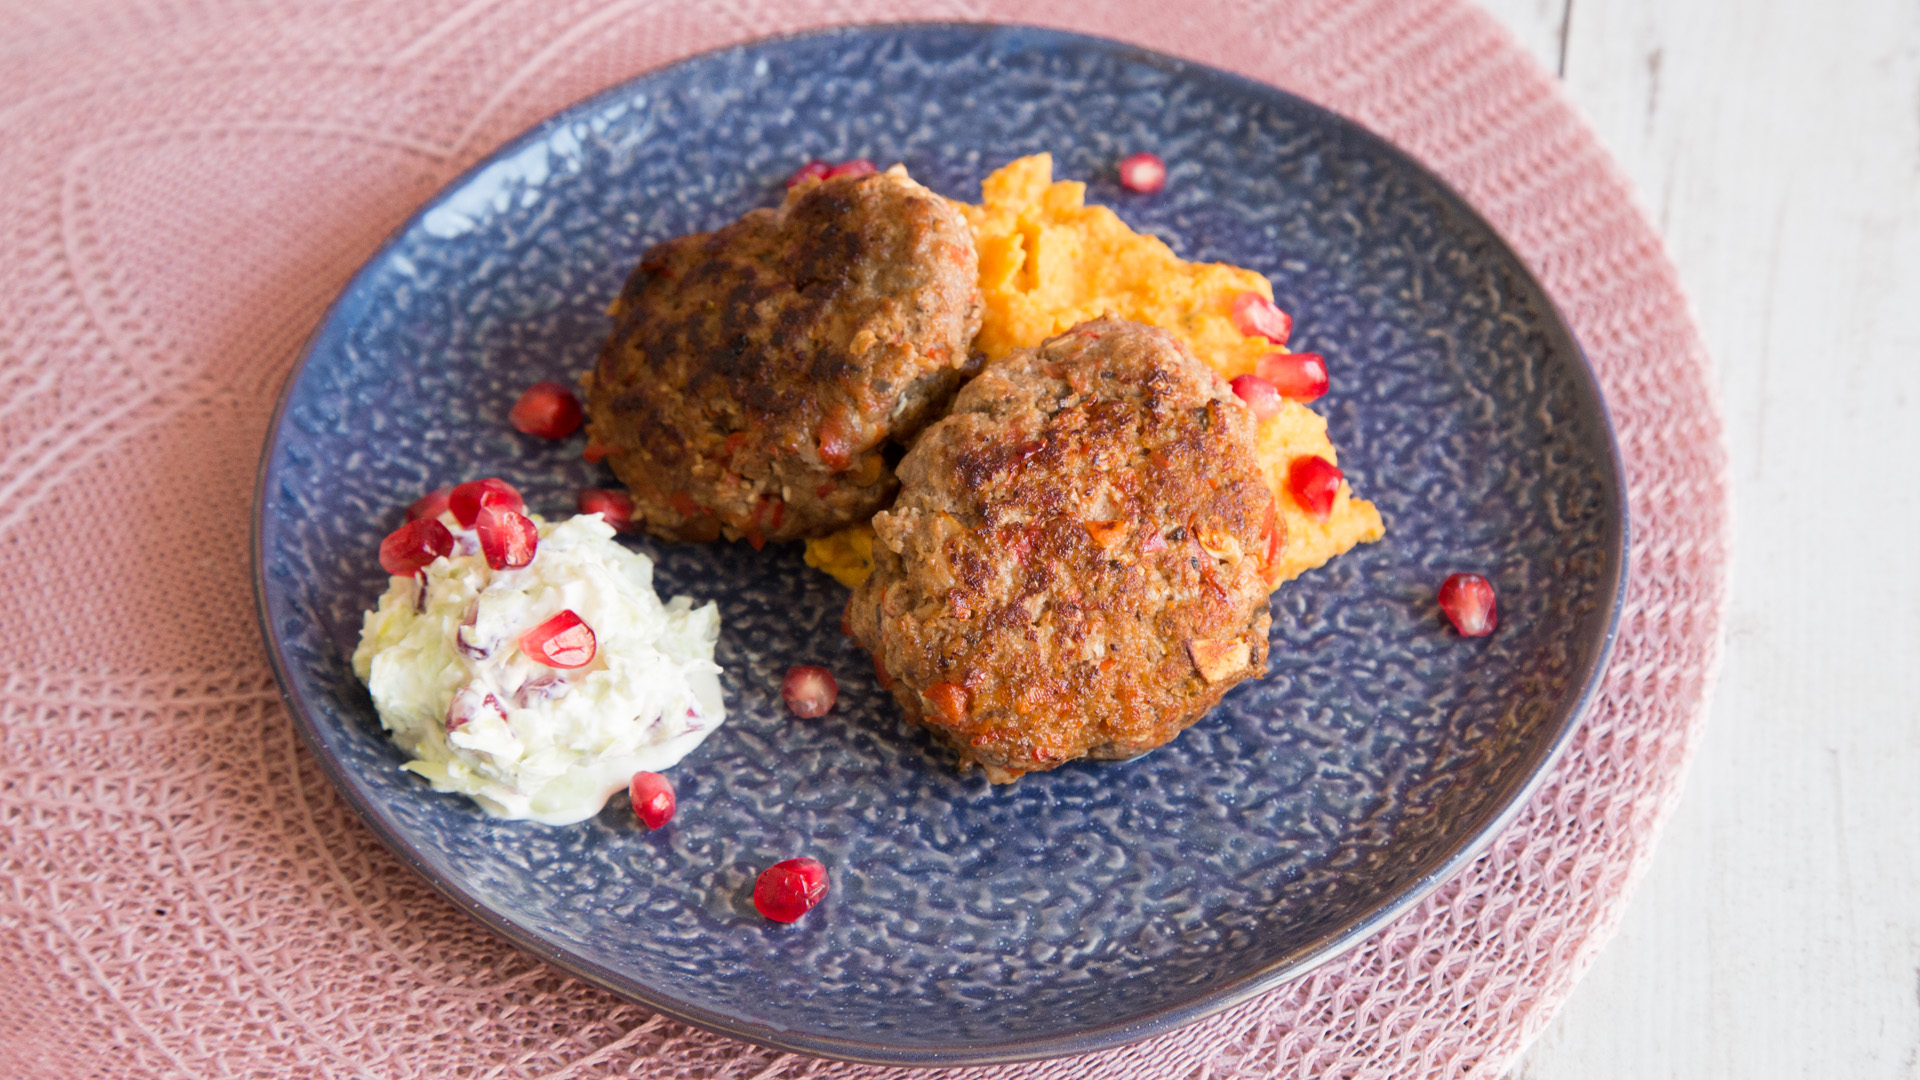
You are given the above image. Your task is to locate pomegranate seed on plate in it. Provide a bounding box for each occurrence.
[521,609,597,668]
[1287,455,1343,521]
[1117,151,1166,193]
[509,381,583,439]
[786,159,832,187]
[583,442,611,463]
[1256,351,1329,401]
[754,857,829,923]
[1230,291,1292,345]
[823,158,876,180]
[448,478,524,527]
[1438,573,1498,637]
[576,488,634,531]
[379,518,453,576]
[407,486,454,522]
[630,771,675,829]
[781,665,838,718]
[475,506,538,570]
[1229,374,1283,420]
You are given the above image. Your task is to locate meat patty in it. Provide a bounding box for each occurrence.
[581,165,983,545]
[845,316,1278,783]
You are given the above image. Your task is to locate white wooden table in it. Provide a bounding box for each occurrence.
[1470,1,1920,1077]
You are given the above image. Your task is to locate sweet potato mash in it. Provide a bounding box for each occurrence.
[805,154,1383,589]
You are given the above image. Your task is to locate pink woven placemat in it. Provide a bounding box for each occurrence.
[0,0,1728,1076]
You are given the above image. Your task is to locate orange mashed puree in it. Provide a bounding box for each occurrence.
[804,154,1384,589]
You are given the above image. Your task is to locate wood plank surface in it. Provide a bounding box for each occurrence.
[1467,0,1920,1076]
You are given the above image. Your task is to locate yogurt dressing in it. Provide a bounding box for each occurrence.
[351,512,724,825]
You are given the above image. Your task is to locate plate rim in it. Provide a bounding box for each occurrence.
[250,19,1630,1067]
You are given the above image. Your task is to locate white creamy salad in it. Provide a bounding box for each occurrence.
[351,512,724,825]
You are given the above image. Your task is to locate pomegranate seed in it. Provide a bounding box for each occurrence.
[583,441,611,463]
[630,771,675,829]
[1438,573,1498,636]
[576,488,634,531]
[407,486,454,522]
[1117,151,1166,193]
[786,159,832,187]
[754,857,829,923]
[475,506,538,570]
[1229,374,1283,420]
[1256,352,1329,401]
[823,158,876,180]
[448,478,524,528]
[446,686,506,732]
[379,518,453,576]
[1287,455,1343,521]
[509,381,583,439]
[781,665,838,718]
[1230,291,1293,345]
[521,609,597,668]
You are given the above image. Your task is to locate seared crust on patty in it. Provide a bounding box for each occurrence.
[582,165,983,545]
[846,316,1278,782]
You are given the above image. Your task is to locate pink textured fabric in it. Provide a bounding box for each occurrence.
[0,0,1729,1076]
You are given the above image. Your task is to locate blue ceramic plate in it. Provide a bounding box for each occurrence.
[253,23,1625,1066]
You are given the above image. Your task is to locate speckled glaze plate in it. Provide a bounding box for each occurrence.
[253,23,1626,1067]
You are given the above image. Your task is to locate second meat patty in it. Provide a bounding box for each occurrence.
[846,316,1279,783]
[582,165,983,545]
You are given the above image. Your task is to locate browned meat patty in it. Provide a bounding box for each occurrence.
[845,316,1279,783]
[581,165,982,546]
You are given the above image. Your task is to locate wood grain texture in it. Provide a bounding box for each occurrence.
[1471,0,1920,1076]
